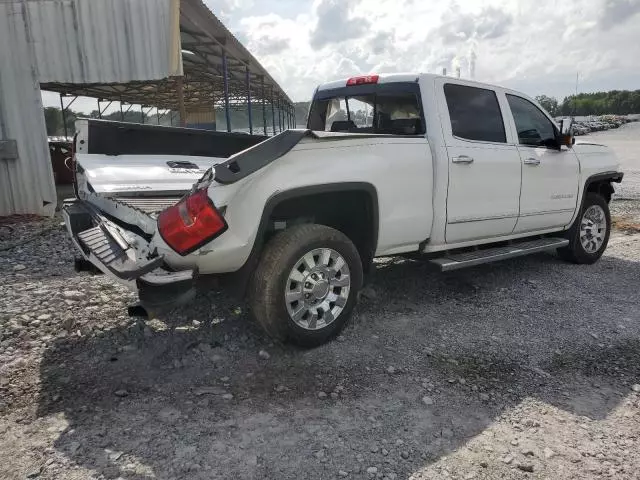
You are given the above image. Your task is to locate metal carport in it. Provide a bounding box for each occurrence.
[42,0,295,136]
[0,0,294,217]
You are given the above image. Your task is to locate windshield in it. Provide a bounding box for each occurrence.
[307,83,425,136]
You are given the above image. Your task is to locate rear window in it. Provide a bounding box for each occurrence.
[443,83,506,143]
[307,83,425,136]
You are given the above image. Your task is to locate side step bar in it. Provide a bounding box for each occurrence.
[430,237,569,272]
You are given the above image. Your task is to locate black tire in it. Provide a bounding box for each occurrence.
[249,224,363,347]
[558,193,611,264]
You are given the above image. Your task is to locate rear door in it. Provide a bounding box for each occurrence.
[504,94,579,233]
[436,80,522,243]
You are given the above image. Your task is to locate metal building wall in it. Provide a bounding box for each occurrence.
[0,0,181,216]
[0,2,56,216]
[28,0,182,83]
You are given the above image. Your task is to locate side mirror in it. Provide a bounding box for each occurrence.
[558,118,575,148]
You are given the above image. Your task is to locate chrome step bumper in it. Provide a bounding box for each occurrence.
[62,199,195,309]
[430,237,569,272]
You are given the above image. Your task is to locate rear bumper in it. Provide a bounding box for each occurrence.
[62,199,195,309]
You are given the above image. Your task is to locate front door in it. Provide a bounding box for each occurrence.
[505,94,579,233]
[439,81,522,243]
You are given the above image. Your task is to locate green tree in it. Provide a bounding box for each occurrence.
[91,110,151,124]
[43,106,77,136]
[558,90,640,116]
[535,95,559,116]
[43,107,63,135]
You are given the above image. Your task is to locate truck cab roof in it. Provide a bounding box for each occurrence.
[316,73,508,93]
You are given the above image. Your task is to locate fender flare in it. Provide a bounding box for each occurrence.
[584,171,623,191]
[223,182,379,295]
[256,182,380,255]
[566,171,624,229]
[583,171,624,204]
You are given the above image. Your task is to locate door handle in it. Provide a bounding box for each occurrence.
[524,157,541,166]
[452,155,474,164]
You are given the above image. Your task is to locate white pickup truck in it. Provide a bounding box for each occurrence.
[63,73,623,346]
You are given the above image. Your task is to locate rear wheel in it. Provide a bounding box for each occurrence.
[558,193,610,264]
[249,224,363,347]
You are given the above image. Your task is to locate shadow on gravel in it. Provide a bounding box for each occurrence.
[35,252,640,479]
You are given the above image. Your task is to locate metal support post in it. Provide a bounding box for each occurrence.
[59,94,77,138]
[245,66,253,135]
[222,49,231,132]
[261,77,267,135]
[271,92,276,135]
[176,76,186,126]
[98,100,113,119]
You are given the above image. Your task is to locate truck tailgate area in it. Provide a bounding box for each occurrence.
[63,199,195,309]
[108,196,183,214]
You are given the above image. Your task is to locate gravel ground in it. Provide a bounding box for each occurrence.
[1,213,639,480]
[1,126,639,480]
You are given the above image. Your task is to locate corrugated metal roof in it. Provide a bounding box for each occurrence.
[40,0,293,109]
[0,1,57,216]
[27,0,182,84]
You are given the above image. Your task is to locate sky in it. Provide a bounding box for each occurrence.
[42,0,640,112]
[205,0,640,101]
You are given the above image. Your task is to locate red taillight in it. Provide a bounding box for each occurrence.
[346,75,379,86]
[157,189,227,256]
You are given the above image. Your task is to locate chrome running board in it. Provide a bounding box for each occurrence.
[430,237,569,272]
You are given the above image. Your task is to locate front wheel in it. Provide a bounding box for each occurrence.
[249,224,363,347]
[558,193,611,264]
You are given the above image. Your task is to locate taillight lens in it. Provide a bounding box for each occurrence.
[157,189,228,256]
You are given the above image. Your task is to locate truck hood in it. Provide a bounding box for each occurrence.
[77,153,225,196]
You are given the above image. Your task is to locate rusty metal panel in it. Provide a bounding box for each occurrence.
[0,1,57,216]
[27,0,182,84]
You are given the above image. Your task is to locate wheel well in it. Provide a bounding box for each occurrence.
[267,189,377,272]
[586,180,615,203]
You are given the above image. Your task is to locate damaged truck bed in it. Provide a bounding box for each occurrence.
[64,119,268,308]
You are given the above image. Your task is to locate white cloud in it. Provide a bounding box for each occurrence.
[233,0,640,101]
[309,0,371,49]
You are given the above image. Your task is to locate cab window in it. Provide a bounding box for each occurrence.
[506,94,557,147]
[308,83,425,136]
[443,84,506,143]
